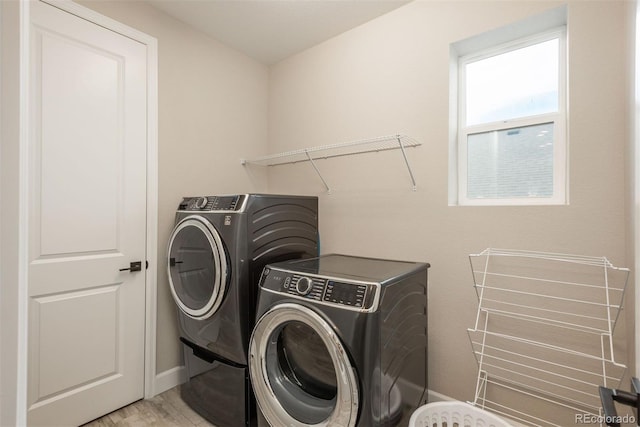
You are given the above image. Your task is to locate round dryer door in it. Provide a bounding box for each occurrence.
[249,303,359,427]
[167,215,228,320]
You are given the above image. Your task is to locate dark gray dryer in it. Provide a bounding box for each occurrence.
[167,194,318,427]
[249,254,429,427]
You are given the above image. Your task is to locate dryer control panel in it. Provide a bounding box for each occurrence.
[178,195,246,212]
[260,267,378,311]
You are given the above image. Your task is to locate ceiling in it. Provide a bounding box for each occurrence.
[145,0,412,65]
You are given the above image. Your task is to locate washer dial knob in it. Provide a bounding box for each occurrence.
[295,277,313,295]
[194,197,208,209]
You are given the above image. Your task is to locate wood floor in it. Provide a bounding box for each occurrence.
[81,386,216,427]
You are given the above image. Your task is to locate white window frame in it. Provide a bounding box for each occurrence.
[456,28,567,206]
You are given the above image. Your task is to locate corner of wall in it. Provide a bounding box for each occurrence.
[633,0,640,380]
[0,0,29,424]
[154,366,187,397]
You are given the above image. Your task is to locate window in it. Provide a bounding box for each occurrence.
[454,28,567,206]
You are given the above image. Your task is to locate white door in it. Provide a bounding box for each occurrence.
[27,1,147,425]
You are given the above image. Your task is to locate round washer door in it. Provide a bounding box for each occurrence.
[167,215,228,320]
[249,303,359,427]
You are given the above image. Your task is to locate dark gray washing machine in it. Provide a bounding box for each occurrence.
[167,194,318,427]
[249,254,429,427]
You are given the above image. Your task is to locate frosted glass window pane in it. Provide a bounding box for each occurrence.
[466,39,559,126]
[467,123,554,199]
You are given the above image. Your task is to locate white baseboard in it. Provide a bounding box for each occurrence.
[428,389,456,402]
[153,365,186,396]
[395,376,455,404]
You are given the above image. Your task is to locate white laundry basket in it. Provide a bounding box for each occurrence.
[409,401,514,427]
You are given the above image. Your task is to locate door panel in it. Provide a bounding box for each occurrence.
[31,286,119,397]
[38,33,121,256]
[28,1,147,425]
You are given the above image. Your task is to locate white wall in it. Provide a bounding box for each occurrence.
[0,1,28,424]
[268,0,632,404]
[79,0,270,374]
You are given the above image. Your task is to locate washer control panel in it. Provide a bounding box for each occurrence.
[261,268,377,310]
[179,195,245,212]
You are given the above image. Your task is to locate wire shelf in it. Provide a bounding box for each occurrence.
[241,134,421,192]
[467,248,630,426]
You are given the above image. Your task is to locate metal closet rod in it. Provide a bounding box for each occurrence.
[469,248,629,342]
[240,134,421,193]
[471,287,624,336]
[467,326,626,366]
[483,374,603,413]
[470,248,629,270]
[479,298,616,332]
[475,377,602,427]
[468,340,624,385]
[471,270,627,291]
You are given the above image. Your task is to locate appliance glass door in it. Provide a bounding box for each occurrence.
[250,303,359,427]
[168,215,228,319]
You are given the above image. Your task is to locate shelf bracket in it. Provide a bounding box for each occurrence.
[396,135,418,191]
[304,149,331,193]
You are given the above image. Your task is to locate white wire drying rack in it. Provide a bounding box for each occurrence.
[467,248,630,427]
[240,134,421,193]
